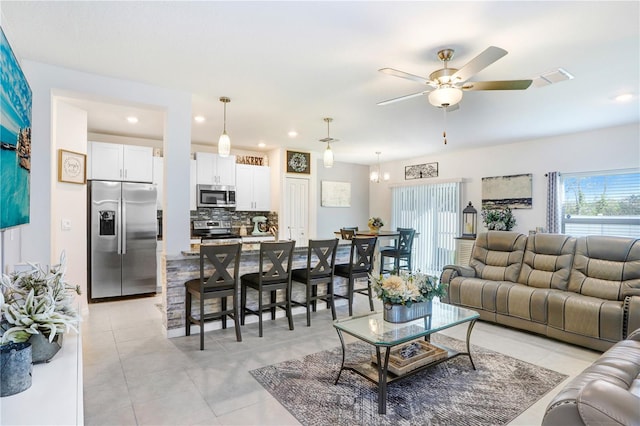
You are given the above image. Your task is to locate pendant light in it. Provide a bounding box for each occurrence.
[370,151,390,183]
[218,96,231,157]
[319,117,338,168]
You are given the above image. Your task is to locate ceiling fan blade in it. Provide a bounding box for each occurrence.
[451,46,508,83]
[462,80,533,91]
[377,91,430,106]
[379,68,430,85]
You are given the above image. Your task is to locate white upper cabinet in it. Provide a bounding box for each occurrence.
[124,145,154,182]
[236,164,271,211]
[89,141,153,183]
[195,152,236,186]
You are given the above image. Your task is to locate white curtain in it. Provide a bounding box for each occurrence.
[391,182,461,275]
[546,172,561,233]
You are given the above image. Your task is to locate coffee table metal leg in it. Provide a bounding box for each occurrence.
[334,329,346,385]
[466,319,477,370]
[374,346,391,414]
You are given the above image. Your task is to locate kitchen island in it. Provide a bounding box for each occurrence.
[163,241,353,337]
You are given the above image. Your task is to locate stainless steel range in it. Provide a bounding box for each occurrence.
[191,220,241,244]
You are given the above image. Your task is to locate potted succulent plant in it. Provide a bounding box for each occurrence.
[0,252,80,363]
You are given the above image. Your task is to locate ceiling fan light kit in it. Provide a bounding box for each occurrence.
[428,87,463,107]
[218,96,231,157]
[319,117,338,168]
[378,46,535,144]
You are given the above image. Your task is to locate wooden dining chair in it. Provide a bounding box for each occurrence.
[380,228,416,274]
[291,238,339,326]
[334,236,377,316]
[340,227,358,240]
[184,243,242,350]
[240,240,296,337]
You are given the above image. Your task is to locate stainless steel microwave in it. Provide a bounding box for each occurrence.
[196,184,236,208]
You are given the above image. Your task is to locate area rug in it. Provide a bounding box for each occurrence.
[250,334,567,425]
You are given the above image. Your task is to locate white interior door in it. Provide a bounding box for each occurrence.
[284,177,309,247]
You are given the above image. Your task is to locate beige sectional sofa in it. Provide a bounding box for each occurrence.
[440,231,640,351]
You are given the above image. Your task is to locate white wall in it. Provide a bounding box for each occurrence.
[14,60,192,275]
[370,123,640,234]
[317,160,370,237]
[52,101,87,311]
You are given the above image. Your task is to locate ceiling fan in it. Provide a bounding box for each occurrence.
[378,46,532,110]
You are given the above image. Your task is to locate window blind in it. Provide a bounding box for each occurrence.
[391,181,461,275]
[561,169,640,237]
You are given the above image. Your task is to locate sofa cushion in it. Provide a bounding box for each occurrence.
[518,233,576,290]
[469,231,526,282]
[548,292,624,342]
[568,236,640,301]
[447,276,504,313]
[496,282,553,323]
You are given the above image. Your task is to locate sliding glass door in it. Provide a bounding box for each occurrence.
[391,182,461,275]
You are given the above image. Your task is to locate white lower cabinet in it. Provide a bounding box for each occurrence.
[236,164,270,211]
[455,237,475,266]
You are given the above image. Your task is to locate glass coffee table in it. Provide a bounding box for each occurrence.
[333,300,480,414]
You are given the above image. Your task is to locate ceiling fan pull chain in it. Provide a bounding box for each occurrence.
[443,107,448,145]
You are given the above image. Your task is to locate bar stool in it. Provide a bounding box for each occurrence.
[291,238,339,326]
[240,240,296,337]
[184,243,242,350]
[380,228,416,274]
[334,236,377,316]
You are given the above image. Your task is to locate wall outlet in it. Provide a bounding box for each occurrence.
[61,219,72,231]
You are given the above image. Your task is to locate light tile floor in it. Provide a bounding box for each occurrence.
[82,294,601,425]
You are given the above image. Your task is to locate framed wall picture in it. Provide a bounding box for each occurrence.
[286,150,311,174]
[405,162,438,180]
[321,181,351,207]
[482,173,532,209]
[1,26,32,230]
[58,149,86,184]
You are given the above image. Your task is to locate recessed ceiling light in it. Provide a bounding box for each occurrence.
[288,130,298,138]
[126,116,138,124]
[258,141,266,148]
[194,115,205,123]
[615,93,633,102]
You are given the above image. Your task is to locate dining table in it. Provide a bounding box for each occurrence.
[334,229,417,275]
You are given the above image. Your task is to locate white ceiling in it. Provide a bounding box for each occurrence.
[2,1,638,165]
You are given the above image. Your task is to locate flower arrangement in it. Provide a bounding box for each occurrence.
[368,217,384,229]
[371,271,447,307]
[0,252,81,344]
[482,207,516,231]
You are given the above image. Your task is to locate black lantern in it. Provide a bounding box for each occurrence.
[462,202,477,238]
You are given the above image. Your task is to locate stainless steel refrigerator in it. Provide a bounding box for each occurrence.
[89,181,157,300]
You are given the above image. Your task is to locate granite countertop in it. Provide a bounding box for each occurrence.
[173,239,348,260]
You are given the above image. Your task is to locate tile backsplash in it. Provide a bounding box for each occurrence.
[190,208,278,234]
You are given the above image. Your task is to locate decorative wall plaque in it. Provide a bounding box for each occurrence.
[286,150,311,174]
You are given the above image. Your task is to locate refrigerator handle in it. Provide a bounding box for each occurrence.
[117,197,123,254]
[121,198,127,254]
